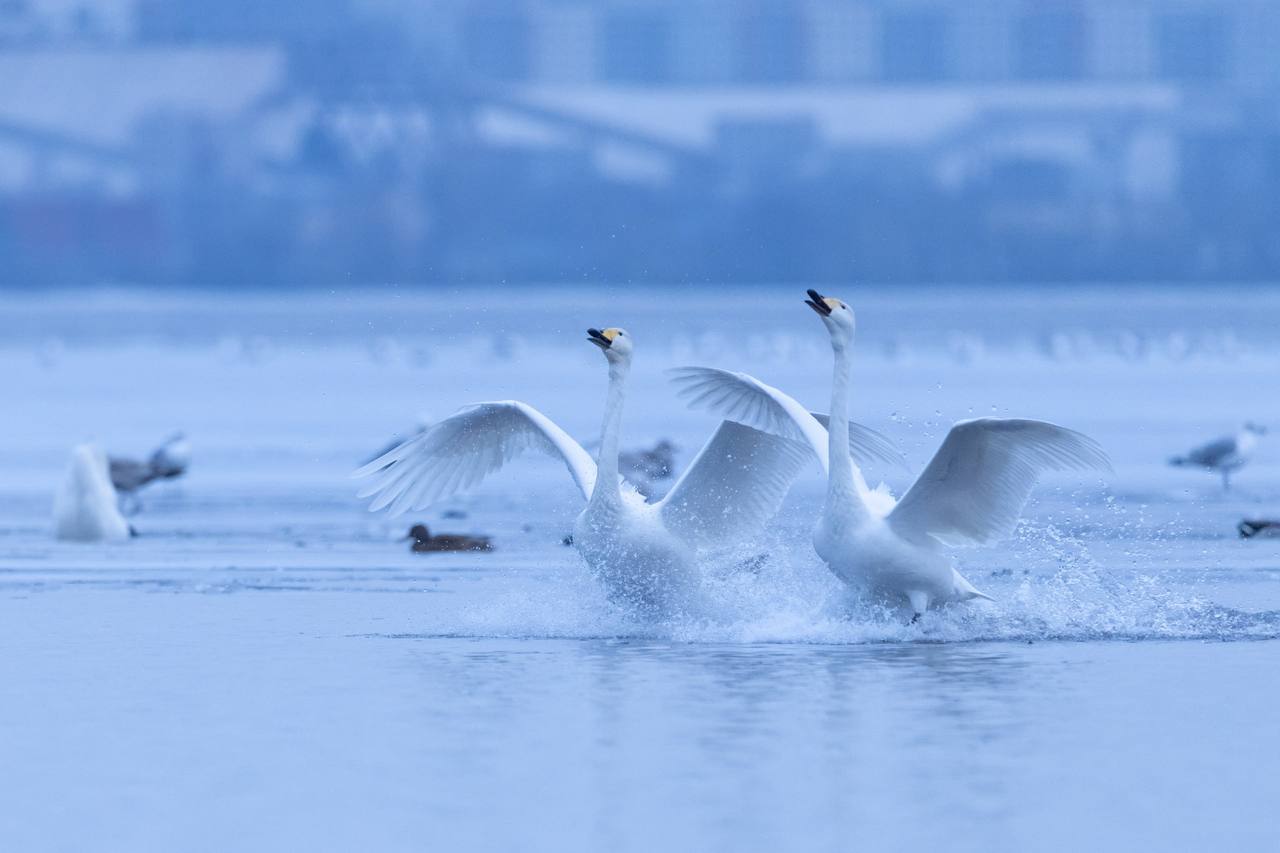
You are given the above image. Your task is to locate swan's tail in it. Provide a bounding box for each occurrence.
[952,569,995,603]
[1168,455,1189,467]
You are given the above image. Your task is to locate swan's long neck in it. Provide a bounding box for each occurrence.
[590,359,629,508]
[826,341,871,525]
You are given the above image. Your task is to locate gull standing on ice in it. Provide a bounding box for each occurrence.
[354,326,897,617]
[671,289,1111,621]
[1169,423,1266,491]
[54,444,132,542]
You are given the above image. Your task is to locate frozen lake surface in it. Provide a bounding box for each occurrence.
[2,285,1279,851]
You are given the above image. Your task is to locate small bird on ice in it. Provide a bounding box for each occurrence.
[1169,423,1266,491]
[54,444,132,542]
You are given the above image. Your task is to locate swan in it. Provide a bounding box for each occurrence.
[670,289,1111,620]
[354,326,899,617]
[54,443,132,542]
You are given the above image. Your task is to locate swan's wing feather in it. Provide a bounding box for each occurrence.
[887,418,1111,547]
[952,568,994,602]
[668,367,830,472]
[658,420,810,548]
[668,367,907,475]
[353,401,597,514]
[808,413,909,472]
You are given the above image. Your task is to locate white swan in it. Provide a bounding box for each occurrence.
[671,289,1111,620]
[54,443,132,542]
[354,326,899,617]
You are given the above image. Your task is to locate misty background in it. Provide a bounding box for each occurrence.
[0,0,1277,287]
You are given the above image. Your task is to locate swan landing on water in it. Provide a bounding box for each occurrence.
[671,288,1112,621]
[54,444,132,542]
[354,326,898,618]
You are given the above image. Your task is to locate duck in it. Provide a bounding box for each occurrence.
[404,524,493,553]
[1238,519,1280,539]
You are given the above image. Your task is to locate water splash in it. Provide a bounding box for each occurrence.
[443,527,1280,646]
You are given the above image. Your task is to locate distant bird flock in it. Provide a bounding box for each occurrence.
[53,288,1273,624]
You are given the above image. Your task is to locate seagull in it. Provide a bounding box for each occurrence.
[354,326,898,618]
[671,288,1111,621]
[54,444,132,542]
[109,433,191,510]
[1169,423,1266,491]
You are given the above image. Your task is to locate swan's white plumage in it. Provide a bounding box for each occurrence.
[668,367,903,475]
[669,367,1109,543]
[54,444,130,542]
[356,401,813,553]
[887,418,1112,548]
[353,401,598,513]
[807,413,906,474]
[671,356,1109,615]
[355,334,829,618]
[658,419,810,547]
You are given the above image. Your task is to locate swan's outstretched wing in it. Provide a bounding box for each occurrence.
[353,401,597,514]
[808,413,908,472]
[658,420,810,548]
[668,367,902,473]
[887,419,1111,548]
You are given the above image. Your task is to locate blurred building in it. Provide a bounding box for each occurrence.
[390,1,1280,89]
[0,1,1278,285]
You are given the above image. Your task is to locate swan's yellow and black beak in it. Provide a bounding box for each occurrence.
[803,289,834,315]
[587,327,617,350]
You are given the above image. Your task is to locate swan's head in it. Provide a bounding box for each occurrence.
[804,288,855,346]
[1244,422,1268,436]
[587,327,633,362]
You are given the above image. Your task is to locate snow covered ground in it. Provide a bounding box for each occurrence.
[2,284,1279,851]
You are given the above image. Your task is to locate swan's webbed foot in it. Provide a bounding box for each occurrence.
[905,590,929,623]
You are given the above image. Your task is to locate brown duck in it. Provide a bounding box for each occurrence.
[404,524,493,553]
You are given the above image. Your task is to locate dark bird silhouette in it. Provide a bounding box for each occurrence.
[404,524,493,553]
[1239,519,1280,539]
[109,433,191,512]
[619,439,678,497]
